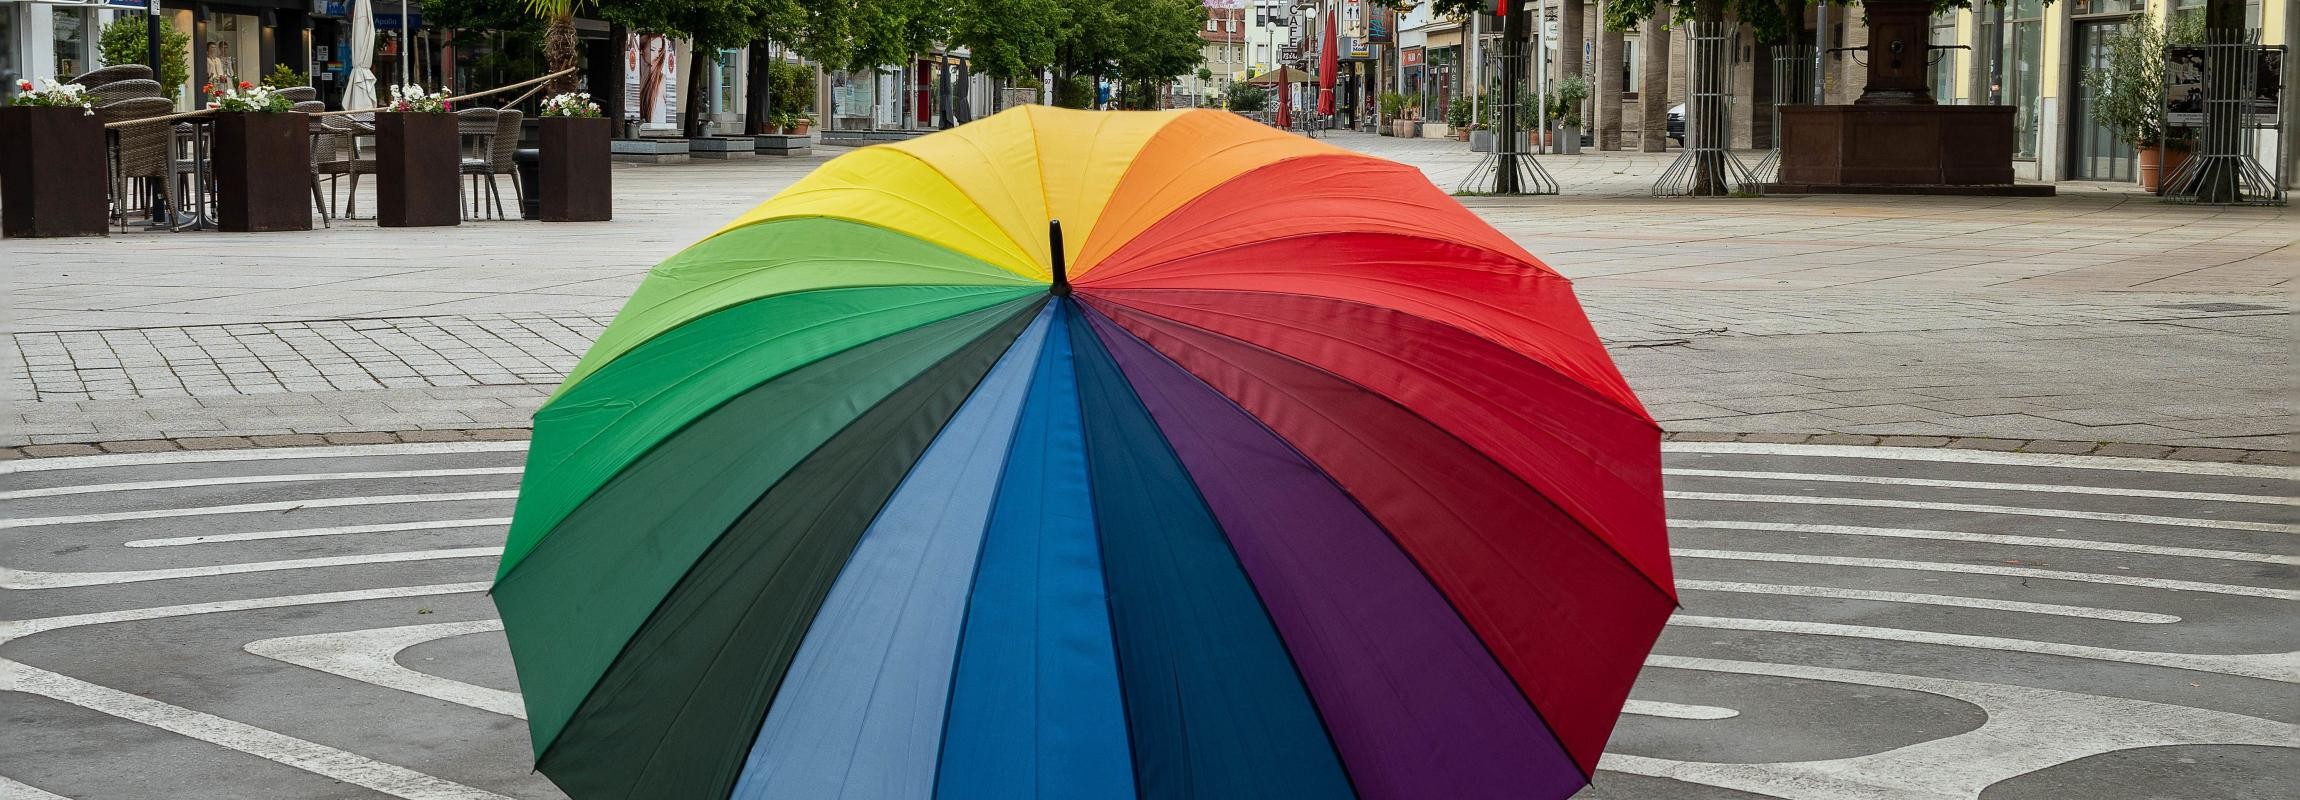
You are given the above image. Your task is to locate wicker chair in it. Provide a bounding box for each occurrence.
[90,79,164,107]
[289,100,332,227]
[99,97,178,230]
[279,86,318,102]
[69,64,153,91]
[317,114,377,219]
[454,108,501,219]
[463,109,523,220]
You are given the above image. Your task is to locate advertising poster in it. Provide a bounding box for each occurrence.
[2165,44,2206,128]
[625,33,679,128]
[2253,45,2284,125]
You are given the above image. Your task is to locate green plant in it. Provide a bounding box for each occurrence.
[1446,97,1473,129]
[9,78,93,111]
[1223,81,1267,111]
[1550,73,1590,128]
[2083,5,2205,148]
[97,16,191,97]
[766,60,815,118]
[261,63,306,89]
[1054,75,1095,109]
[1378,91,1409,121]
[206,81,294,112]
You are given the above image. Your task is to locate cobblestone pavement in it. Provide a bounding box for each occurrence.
[3,131,2291,454]
[4,442,2290,798]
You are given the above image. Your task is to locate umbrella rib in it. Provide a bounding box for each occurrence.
[1075,302,1606,786]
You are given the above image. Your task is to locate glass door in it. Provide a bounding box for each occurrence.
[2067,18,2136,181]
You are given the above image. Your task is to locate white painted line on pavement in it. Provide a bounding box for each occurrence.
[1607,654,2299,800]
[1664,467,2298,506]
[1675,548,2300,600]
[126,518,512,548]
[1672,519,2299,565]
[0,491,518,529]
[1,548,503,589]
[0,582,490,645]
[1665,441,2300,480]
[246,620,524,719]
[1675,579,2180,623]
[1669,614,2300,681]
[0,467,523,501]
[0,658,514,800]
[0,775,69,800]
[1621,700,1740,721]
[0,441,529,474]
[1667,490,2297,533]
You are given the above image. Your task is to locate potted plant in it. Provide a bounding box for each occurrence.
[1,79,105,238]
[537,91,610,222]
[374,84,459,227]
[1447,97,1474,141]
[205,80,310,232]
[2083,7,2202,193]
[1377,91,1409,136]
[1551,74,1590,155]
[789,113,812,136]
[1470,102,1495,151]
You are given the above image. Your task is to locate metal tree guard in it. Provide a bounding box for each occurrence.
[1460,39,1559,195]
[1753,43,1816,184]
[2160,29,2285,205]
[1655,22,1757,197]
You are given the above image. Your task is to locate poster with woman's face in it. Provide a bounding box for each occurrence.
[2165,46,2206,127]
[625,33,677,126]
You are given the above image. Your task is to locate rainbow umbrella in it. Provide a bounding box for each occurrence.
[494,106,1673,800]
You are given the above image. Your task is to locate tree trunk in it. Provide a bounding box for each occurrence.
[1561,0,1586,137]
[1597,1,1624,149]
[2195,0,2246,201]
[744,39,772,136]
[544,14,579,94]
[1496,0,1529,192]
[1640,20,1670,151]
[682,45,711,139]
[1691,0,1729,193]
[605,24,628,138]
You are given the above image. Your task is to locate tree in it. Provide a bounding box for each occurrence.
[516,0,586,95]
[598,0,763,137]
[96,16,190,99]
[948,0,1062,80]
[1110,0,1204,108]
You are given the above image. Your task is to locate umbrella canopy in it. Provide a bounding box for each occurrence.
[342,0,378,113]
[495,106,1674,800]
[1243,65,1314,85]
[1317,7,1339,117]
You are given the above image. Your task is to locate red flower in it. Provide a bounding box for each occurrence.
[202,83,213,93]
[238,80,253,90]
[15,79,30,90]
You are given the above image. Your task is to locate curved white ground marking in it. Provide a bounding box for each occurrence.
[246,621,523,719]
[126,518,511,548]
[1675,579,2180,623]
[1673,519,2299,565]
[1670,614,2300,682]
[1675,548,2300,601]
[1667,490,2296,533]
[0,491,517,529]
[0,583,490,645]
[1,547,503,589]
[0,775,69,800]
[1664,467,2298,506]
[0,467,522,501]
[0,441,528,474]
[1623,700,1740,720]
[1602,654,2299,800]
[0,659,512,800]
[1663,441,2300,480]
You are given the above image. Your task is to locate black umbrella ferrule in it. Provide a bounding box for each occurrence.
[1049,219,1072,297]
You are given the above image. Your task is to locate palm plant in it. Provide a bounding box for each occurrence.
[523,0,585,94]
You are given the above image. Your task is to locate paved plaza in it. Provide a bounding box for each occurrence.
[4,132,2291,459]
[2,128,2295,800]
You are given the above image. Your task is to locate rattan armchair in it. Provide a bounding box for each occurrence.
[279,86,319,102]
[99,97,178,230]
[69,64,153,90]
[317,114,376,219]
[90,79,164,107]
[464,109,523,220]
[454,108,502,219]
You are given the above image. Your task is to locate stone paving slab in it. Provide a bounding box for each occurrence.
[3,131,2290,454]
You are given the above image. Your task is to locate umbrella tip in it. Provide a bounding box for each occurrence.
[1049,220,1071,297]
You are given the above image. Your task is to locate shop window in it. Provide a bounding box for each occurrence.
[1999,0,2043,159]
[1929,11,1958,103]
[53,6,88,78]
[1,5,20,99]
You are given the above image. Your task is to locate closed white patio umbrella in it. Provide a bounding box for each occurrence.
[342,0,378,114]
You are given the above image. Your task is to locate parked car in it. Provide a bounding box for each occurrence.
[1666,104,1686,146]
